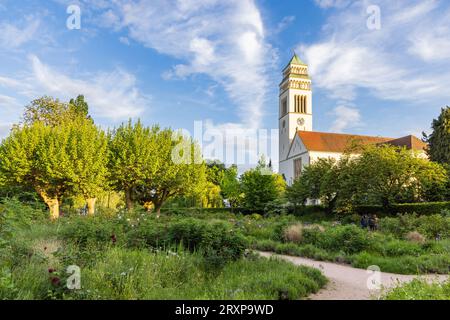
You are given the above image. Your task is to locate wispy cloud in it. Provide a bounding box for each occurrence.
[302,0,450,131]
[0,122,12,139]
[87,0,274,129]
[314,0,352,9]
[0,55,148,121]
[275,16,296,33]
[329,104,361,133]
[0,15,41,49]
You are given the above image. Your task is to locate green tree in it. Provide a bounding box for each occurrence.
[0,120,109,218]
[344,145,447,207]
[240,158,286,210]
[205,160,226,186]
[287,158,341,212]
[108,120,157,211]
[22,96,88,127]
[135,128,207,217]
[0,123,68,219]
[64,118,108,215]
[69,95,89,119]
[220,165,242,208]
[423,106,450,165]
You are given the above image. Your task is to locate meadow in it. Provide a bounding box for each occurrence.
[0,199,327,300]
[2,197,449,300]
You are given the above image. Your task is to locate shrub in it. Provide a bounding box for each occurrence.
[381,240,423,257]
[354,202,450,217]
[264,198,289,215]
[416,215,450,239]
[128,217,248,267]
[379,214,450,239]
[314,225,371,254]
[58,215,123,247]
[405,231,426,244]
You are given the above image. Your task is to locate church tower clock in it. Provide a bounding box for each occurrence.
[279,53,312,162]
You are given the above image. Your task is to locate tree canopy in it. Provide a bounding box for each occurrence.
[240,157,286,211]
[424,106,450,165]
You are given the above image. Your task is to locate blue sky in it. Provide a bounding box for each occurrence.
[1,0,450,168]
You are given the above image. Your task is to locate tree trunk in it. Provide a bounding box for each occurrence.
[125,188,133,211]
[36,188,60,219]
[86,198,97,215]
[48,198,60,220]
[154,203,162,218]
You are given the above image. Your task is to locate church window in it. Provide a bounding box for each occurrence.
[294,95,300,113]
[281,98,287,116]
[294,158,302,179]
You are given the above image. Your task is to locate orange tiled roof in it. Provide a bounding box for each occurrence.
[383,135,427,151]
[297,131,427,153]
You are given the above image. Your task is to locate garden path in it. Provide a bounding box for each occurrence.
[258,251,449,300]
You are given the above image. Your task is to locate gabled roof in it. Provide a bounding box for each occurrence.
[383,135,427,151]
[297,131,427,153]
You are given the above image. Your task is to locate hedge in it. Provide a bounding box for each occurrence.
[160,207,265,215]
[354,202,450,216]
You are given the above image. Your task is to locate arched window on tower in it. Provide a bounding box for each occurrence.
[294,95,299,113]
[281,98,287,116]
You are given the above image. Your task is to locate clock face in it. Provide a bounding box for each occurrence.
[297,118,305,126]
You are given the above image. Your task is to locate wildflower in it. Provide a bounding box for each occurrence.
[48,268,56,273]
[120,272,127,276]
[111,234,117,244]
[51,276,61,286]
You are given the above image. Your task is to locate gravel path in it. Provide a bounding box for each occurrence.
[258,251,449,300]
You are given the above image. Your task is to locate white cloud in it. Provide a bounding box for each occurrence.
[0,56,148,121]
[90,0,273,129]
[314,0,352,9]
[275,16,296,33]
[300,0,450,131]
[0,123,12,139]
[29,55,146,120]
[0,16,41,49]
[330,105,361,133]
[0,94,20,108]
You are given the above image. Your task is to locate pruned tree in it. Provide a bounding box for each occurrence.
[63,118,109,215]
[135,128,207,217]
[0,123,69,219]
[108,120,158,211]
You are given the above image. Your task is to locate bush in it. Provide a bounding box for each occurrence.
[58,215,123,247]
[264,198,289,215]
[379,214,450,240]
[381,240,423,257]
[127,217,248,268]
[313,225,371,254]
[354,202,450,217]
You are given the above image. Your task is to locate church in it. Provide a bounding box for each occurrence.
[278,54,427,185]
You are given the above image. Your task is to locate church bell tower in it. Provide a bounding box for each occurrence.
[278,53,312,162]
